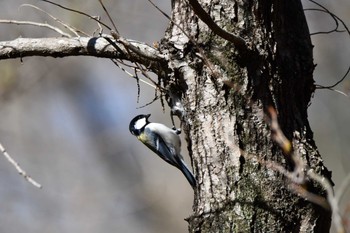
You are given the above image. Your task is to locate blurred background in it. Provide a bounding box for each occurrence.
[0,0,348,232]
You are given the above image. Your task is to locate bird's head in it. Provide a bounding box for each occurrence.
[129,114,151,136]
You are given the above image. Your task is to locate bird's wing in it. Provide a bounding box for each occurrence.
[141,128,179,167]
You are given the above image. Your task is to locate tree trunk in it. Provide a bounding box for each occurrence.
[160,0,332,232]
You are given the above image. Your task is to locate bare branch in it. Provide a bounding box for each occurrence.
[0,37,114,58]
[0,37,165,67]
[0,142,42,188]
[186,0,247,51]
[0,19,71,37]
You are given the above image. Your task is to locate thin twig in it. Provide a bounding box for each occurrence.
[307,0,350,38]
[92,16,103,36]
[307,0,350,89]
[308,169,344,233]
[0,19,71,37]
[315,85,349,97]
[134,67,141,103]
[136,94,160,109]
[316,65,350,89]
[20,4,88,37]
[187,0,246,51]
[116,59,138,69]
[335,172,350,207]
[267,107,292,154]
[95,0,165,99]
[266,107,340,216]
[304,8,345,35]
[267,108,346,233]
[109,59,156,89]
[110,58,160,107]
[0,142,42,188]
[147,0,220,78]
[109,31,164,62]
[41,0,112,30]
[289,183,330,210]
[98,0,119,34]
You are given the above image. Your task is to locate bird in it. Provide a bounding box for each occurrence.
[129,114,196,189]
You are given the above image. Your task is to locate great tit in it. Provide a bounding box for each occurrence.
[129,114,196,189]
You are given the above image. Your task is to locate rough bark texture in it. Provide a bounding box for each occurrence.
[159,0,332,232]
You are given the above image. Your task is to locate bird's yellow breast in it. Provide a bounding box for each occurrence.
[137,133,148,144]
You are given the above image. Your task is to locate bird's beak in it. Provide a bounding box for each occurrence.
[146,114,151,119]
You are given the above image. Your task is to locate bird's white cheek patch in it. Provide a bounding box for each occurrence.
[135,118,147,130]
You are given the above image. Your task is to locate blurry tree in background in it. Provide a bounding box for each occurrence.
[0,0,349,232]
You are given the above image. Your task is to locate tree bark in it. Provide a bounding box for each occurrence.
[159,0,332,232]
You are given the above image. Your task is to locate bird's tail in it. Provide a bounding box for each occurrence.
[178,159,196,189]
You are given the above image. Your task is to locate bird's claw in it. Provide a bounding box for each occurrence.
[172,127,181,135]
